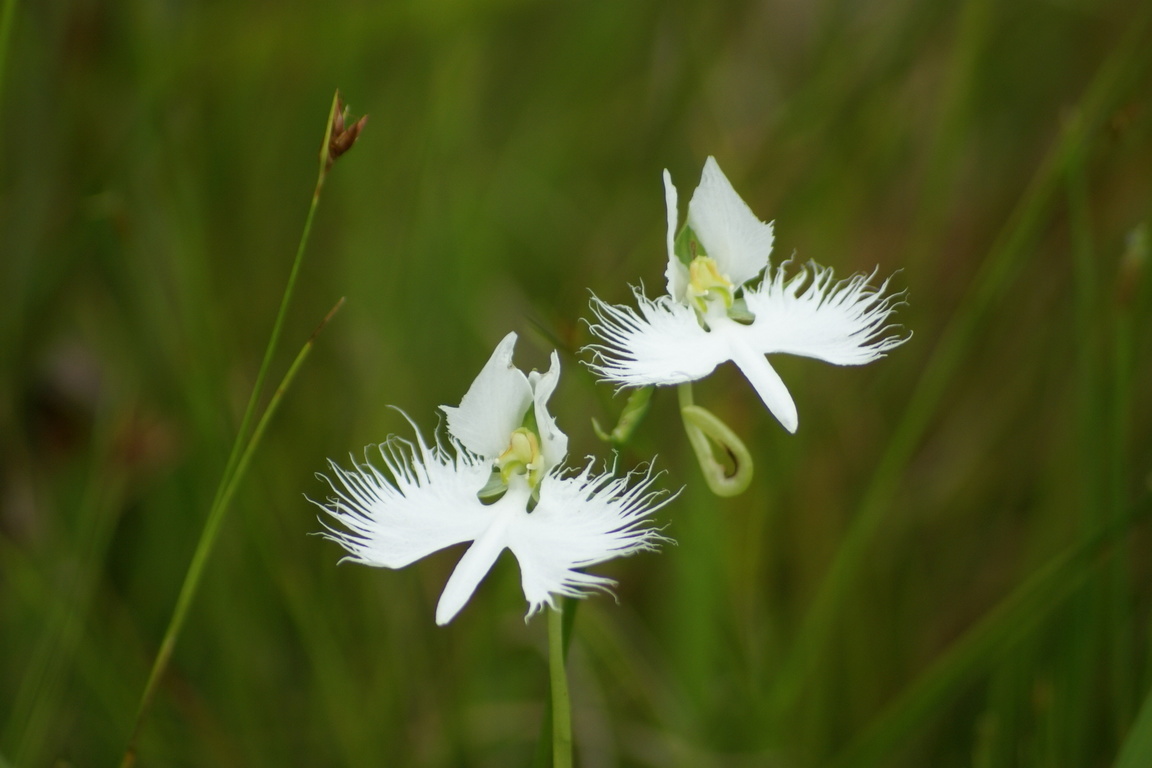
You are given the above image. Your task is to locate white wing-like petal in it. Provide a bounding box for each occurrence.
[434,481,528,625]
[707,319,800,433]
[527,351,569,471]
[315,429,494,571]
[687,156,774,287]
[744,261,909,365]
[663,169,689,302]
[586,290,730,387]
[505,463,672,620]
[441,332,533,459]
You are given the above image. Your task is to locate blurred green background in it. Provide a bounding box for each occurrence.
[3,0,1152,765]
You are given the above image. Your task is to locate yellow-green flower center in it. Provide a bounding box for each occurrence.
[496,427,544,486]
[686,255,734,316]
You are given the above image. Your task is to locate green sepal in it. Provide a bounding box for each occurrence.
[673,224,706,265]
[521,401,540,434]
[728,297,755,324]
[476,472,506,501]
[592,386,654,447]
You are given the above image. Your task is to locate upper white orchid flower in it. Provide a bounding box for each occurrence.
[315,332,670,626]
[587,157,908,433]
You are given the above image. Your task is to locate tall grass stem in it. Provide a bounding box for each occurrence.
[119,93,345,767]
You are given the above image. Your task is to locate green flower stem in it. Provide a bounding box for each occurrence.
[678,382,754,497]
[548,604,573,768]
[119,94,345,768]
[592,386,653,447]
[531,599,578,768]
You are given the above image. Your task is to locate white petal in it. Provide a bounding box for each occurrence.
[434,482,527,625]
[663,170,689,302]
[527,351,569,471]
[504,463,672,620]
[315,429,495,571]
[744,261,909,365]
[441,332,532,459]
[586,291,730,387]
[714,319,799,433]
[687,157,774,287]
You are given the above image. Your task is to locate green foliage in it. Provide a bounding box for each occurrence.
[3,0,1152,766]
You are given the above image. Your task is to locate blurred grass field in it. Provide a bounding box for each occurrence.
[3,0,1152,766]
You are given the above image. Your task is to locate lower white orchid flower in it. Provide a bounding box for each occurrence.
[587,156,908,433]
[315,332,671,625]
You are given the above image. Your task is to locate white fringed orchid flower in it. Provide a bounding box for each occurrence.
[588,157,908,433]
[315,332,670,625]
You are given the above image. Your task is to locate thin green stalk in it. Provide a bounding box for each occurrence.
[119,93,348,767]
[1062,126,1104,764]
[121,298,342,767]
[549,604,573,768]
[223,297,345,539]
[210,91,341,522]
[0,0,16,121]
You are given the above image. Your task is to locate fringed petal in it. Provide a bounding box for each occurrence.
[586,290,729,387]
[744,261,909,365]
[314,428,494,571]
[505,462,674,620]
